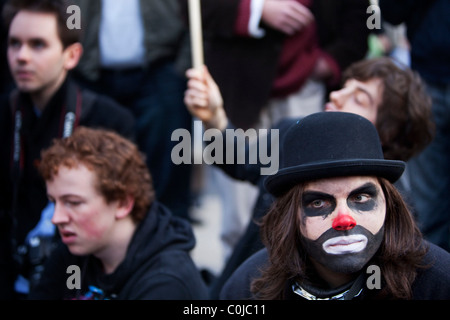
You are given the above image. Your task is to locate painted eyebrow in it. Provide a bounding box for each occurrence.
[303,182,378,199]
[348,182,378,197]
[302,191,335,201]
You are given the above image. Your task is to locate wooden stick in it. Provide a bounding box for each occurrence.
[188,0,204,69]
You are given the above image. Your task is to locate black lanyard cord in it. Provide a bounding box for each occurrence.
[9,87,82,250]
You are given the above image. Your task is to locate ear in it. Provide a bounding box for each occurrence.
[115,195,135,220]
[63,42,83,71]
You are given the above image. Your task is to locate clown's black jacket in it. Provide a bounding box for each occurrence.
[220,241,450,300]
[0,78,135,299]
[29,201,209,300]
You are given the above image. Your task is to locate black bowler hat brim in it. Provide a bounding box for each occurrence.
[264,158,405,197]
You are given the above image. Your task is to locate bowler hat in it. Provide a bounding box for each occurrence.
[264,112,405,197]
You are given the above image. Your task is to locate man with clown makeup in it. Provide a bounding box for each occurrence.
[184,57,437,298]
[220,112,450,300]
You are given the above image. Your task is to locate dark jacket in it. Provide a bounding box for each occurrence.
[73,0,191,81]
[380,0,450,84]
[220,242,450,300]
[182,0,370,128]
[29,201,209,300]
[0,78,135,299]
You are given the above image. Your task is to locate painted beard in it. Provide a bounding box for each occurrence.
[301,225,384,274]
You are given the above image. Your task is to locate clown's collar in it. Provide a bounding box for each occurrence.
[292,272,366,300]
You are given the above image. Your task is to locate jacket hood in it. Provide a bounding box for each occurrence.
[129,201,196,259]
[86,201,196,296]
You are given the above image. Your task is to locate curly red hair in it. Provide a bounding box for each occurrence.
[39,126,154,223]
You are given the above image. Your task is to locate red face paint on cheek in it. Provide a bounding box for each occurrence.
[76,210,110,242]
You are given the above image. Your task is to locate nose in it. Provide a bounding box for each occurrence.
[332,212,357,231]
[329,88,348,110]
[14,44,30,63]
[51,202,69,225]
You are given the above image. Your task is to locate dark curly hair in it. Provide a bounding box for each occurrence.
[343,57,435,161]
[39,126,154,223]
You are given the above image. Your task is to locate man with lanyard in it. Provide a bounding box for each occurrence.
[0,0,135,299]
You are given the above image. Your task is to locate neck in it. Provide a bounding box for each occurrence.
[30,72,67,111]
[96,218,137,275]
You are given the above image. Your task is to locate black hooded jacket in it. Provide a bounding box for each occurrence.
[29,202,209,300]
[220,242,450,300]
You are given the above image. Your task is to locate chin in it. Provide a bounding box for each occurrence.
[16,83,39,93]
[66,244,90,257]
[322,254,372,274]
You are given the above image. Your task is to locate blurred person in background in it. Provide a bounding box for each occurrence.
[380,0,450,251]
[72,0,194,221]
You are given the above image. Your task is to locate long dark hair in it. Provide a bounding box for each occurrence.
[251,177,427,299]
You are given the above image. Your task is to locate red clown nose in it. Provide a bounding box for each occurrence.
[332,213,357,231]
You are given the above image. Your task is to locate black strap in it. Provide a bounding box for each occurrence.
[9,83,83,251]
[62,81,82,137]
[10,83,82,172]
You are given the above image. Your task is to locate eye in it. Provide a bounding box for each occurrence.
[310,199,326,208]
[8,38,21,49]
[302,192,336,217]
[354,91,370,106]
[351,193,370,203]
[305,198,333,212]
[63,199,83,207]
[30,40,46,50]
[67,201,81,206]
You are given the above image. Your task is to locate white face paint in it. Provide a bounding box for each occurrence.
[322,234,368,255]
